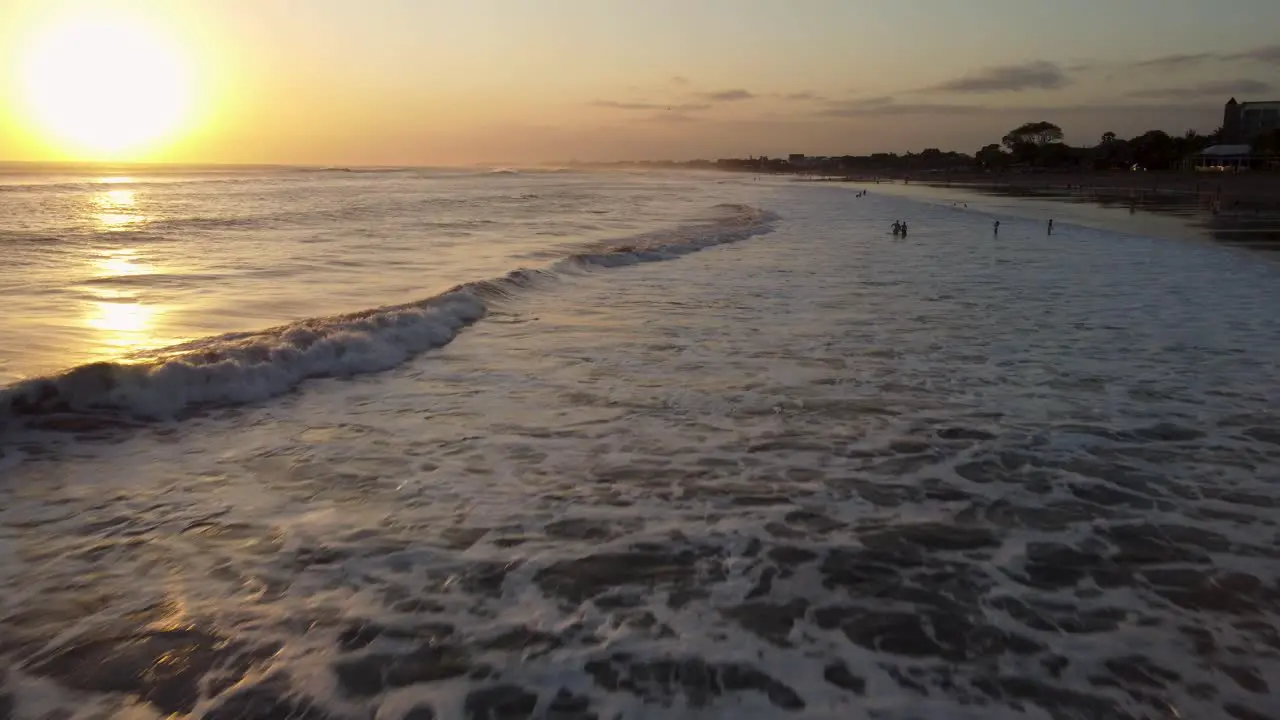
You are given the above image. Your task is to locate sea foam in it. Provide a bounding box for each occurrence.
[0,204,776,429]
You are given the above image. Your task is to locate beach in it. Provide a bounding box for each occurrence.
[2,169,1279,719]
[922,174,1280,251]
[802,170,1280,250]
[916,169,1280,202]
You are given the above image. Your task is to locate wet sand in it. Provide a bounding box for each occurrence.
[875,173,1280,251]
[916,171,1280,202]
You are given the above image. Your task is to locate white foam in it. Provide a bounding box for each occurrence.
[0,203,777,426]
[0,293,485,422]
[5,182,1280,720]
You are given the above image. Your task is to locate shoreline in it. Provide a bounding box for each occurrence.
[793,170,1280,206]
[813,173,1280,251]
[931,181,1280,250]
[917,172,1280,211]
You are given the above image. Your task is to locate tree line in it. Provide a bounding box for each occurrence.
[975,121,1217,171]
[981,121,1280,170]
[709,122,1280,175]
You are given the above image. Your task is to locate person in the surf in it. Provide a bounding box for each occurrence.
[993,220,1000,235]
[901,221,908,236]
[1048,219,1054,235]
[891,221,901,235]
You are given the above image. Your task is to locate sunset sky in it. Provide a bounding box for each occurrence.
[2,0,1279,165]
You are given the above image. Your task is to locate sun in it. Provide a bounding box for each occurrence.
[19,14,193,158]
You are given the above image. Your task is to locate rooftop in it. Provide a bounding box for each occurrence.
[1195,144,1254,156]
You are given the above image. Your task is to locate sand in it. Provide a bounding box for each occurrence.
[827,170,1280,250]
[914,170,1280,209]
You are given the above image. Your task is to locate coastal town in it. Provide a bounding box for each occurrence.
[568,97,1280,178]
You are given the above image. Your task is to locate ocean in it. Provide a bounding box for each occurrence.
[1,167,1279,720]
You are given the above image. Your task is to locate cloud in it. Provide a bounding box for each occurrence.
[1224,44,1280,65]
[927,61,1070,93]
[592,100,711,111]
[1129,79,1273,99]
[781,91,824,101]
[696,89,755,102]
[1131,52,1217,69]
[591,100,662,110]
[834,95,895,109]
[819,96,985,117]
[1064,61,1098,73]
[1024,101,1221,115]
[647,112,700,124]
[1121,44,1280,70]
[813,95,1224,121]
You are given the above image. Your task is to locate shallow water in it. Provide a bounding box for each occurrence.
[2,176,1280,719]
[0,166,742,384]
[876,180,1280,253]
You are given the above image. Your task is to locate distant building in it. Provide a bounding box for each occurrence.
[1223,98,1280,144]
[788,154,834,170]
[1183,144,1257,171]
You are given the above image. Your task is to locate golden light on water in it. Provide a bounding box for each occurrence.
[82,250,165,355]
[92,187,146,230]
[96,214,142,229]
[96,255,146,278]
[86,300,161,346]
[91,248,152,281]
[18,13,194,158]
[96,189,137,207]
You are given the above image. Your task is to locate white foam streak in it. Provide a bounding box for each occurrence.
[2,294,485,422]
[0,204,776,426]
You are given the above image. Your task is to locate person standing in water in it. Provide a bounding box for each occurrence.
[901,221,908,237]
[891,221,901,236]
[993,220,1000,235]
[1048,219,1054,235]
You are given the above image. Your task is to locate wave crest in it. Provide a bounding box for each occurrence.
[1,204,776,429]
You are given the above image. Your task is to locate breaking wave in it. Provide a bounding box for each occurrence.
[0,204,776,430]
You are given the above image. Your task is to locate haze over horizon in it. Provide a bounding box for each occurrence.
[3,0,1279,166]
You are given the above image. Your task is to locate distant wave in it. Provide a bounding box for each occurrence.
[294,167,422,175]
[0,177,267,195]
[77,272,229,289]
[0,166,587,194]
[0,204,777,430]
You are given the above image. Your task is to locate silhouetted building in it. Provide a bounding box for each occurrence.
[1183,144,1257,171]
[1223,97,1280,144]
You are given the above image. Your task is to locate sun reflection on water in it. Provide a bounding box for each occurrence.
[82,249,166,355]
[96,250,148,277]
[91,184,146,230]
[85,300,161,349]
[96,189,136,208]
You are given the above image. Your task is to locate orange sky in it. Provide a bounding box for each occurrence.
[2,0,1278,165]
